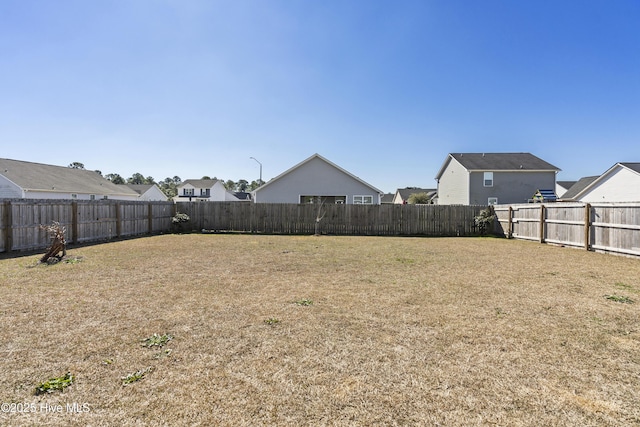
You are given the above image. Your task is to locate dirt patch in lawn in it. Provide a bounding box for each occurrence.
[1,235,639,426]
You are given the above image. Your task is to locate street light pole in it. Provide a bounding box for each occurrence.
[249,157,262,185]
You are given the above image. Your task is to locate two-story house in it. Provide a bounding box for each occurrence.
[174,179,242,203]
[435,153,560,205]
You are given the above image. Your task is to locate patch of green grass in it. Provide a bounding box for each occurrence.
[264,318,280,325]
[395,257,415,264]
[122,367,152,385]
[35,372,74,395]
[294,298,313,306]
[614,282,637,293]
[141,333,173,348]
[604,294,634,304]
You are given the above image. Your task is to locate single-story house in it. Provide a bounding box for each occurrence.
[560,163,640,202]
[435,153,560,205]
[124,184,169,201]
[252,153,383,204]
[392,187,437,204]
[0,158,140,200]
[175,179,242,203]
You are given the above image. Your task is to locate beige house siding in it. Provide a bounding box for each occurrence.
[437,158,469,205]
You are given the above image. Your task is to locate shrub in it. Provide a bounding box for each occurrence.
[474,207,496,235]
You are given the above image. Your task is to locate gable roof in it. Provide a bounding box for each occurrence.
[179,179,221,188]
[253,153,383,194]
[557,181,577,190]
[561,162,640,201]
[125,184,155,195]
[0,158,138,197]
[559,176,599,200]
[619,162,640,174]
[395,187,437,201]
[436,153,560,179]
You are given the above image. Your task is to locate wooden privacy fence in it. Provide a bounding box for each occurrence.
[177,202,487,237]
[494,202,640,257]
[0,200,488,253]
[1,199,175,253]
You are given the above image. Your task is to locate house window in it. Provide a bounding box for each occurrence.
[90,195,96,200]
[71,194,77,199]
[488,197,498,205]
[103,196,108,200]
[484,172,494,187]
[184,188,194,196]
[353,195,374,204]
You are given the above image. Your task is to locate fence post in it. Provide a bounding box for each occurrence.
[71,201,78,244]
[539,204,546,243]
[3,200,12,252]
[507,206,513,239]
[584,203,591,251]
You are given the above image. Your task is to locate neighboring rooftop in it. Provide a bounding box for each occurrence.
[437,153,560,178]
[0,158,138,197]
[560,176,599,200]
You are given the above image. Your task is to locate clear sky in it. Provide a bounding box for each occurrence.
[2,0,639,193]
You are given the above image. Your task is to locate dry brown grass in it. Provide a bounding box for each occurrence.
[1,234,639,426]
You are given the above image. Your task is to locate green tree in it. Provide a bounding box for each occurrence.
[237,179,249,192]
[127,173,154,185]
[68,162,85,169]
[224,180,236,191]
[408,192,431,204]
[105,173,125,184]
[158,176,181,198]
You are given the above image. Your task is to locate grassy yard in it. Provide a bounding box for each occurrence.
[1,234,639,426]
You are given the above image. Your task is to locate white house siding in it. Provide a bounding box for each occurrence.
[20,191,139,200]
[579,167,640,202]
[437,159,469,205]
[138,186,168,201]
[468,171,556,205]
[255,156,379,204]
[0,175,22,198]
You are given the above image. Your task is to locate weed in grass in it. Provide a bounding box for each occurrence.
[495,307,507,317]
[604,294,634,304]
[264,318,280,325]
[614,282,637,293]
[153,349,172,360]
[395,257,415,264]
[122,367,152,385]
[294,298,313,306]
[35,372,73,395]
[102,359,114,365]
[141,333,173,348]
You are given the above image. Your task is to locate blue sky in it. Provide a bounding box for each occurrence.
[2,1,639,193]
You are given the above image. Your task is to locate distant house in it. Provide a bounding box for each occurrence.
[435,153,560,205]
[0,158,139,200]
[392,187,437,204]
[558,176,599,201]
[560,163,640,202]
[252,153,383,204]
[175,179,241,203]
[380,193,395,204]
[124,184,168,201]
[556,181,577,199]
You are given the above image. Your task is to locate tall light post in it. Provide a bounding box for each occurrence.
[249,157,262,185]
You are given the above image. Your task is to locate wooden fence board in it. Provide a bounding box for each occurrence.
[495,202,640,257]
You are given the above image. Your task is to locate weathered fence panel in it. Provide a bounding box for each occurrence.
[0,199,175,253]
[176,202,486,236]
[495,202,640,257]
